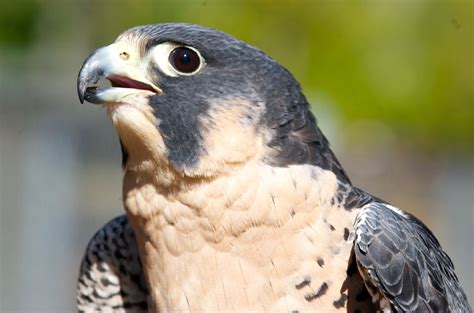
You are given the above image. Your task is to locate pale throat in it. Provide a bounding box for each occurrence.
[122,161,342,249]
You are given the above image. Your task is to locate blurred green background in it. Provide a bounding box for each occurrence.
[0,0,472,311]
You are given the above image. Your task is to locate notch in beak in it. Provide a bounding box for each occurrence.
[77,43,161,104]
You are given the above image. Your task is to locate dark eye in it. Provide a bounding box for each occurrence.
[169,47,201,74]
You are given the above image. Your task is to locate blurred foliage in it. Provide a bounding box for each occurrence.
[1,0,473,152]
[0,0,39,48]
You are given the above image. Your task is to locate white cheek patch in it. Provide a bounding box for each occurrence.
[108,95,157,137]
[146,42,205,77]
[109,100,167,170]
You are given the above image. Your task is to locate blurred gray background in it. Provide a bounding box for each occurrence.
[1,0,472,311]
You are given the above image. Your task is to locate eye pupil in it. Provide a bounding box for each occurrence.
[180,53,190,64]
[170,47,201,74]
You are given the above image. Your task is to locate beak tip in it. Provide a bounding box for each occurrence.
[77,80,86,104]
[77,49,104,105]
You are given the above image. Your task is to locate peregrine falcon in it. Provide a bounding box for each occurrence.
[76,23,471,312]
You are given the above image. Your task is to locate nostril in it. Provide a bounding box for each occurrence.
[119,51,130,60]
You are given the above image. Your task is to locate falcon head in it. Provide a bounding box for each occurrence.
[78,23,344,183]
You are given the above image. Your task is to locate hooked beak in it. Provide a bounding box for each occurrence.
[77,42,161,104]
